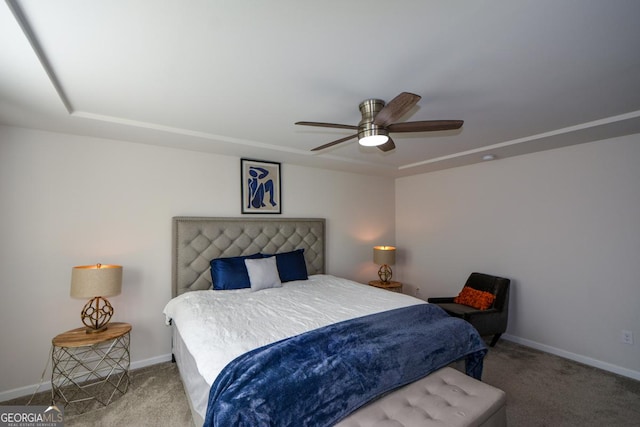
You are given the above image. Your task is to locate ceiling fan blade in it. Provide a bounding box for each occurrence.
[377,138,395,152]
[311,134,358,151]
[387,120,464,133]
[295,121,358,130]
[373,92,421,127]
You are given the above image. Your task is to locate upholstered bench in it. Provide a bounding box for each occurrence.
[336,367,506,427]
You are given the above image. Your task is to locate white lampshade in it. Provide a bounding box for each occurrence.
[373,246,396,266]
[70,264,122,298]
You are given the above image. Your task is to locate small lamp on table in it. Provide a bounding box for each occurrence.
[70,264,122,333]
[373,246,396,284]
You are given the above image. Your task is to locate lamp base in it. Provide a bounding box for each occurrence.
[378,264,393,284]
[81,296,114,333]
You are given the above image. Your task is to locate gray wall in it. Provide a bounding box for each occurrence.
[396,135,640,379]
[0,125,395,399]
[2,124,638,399]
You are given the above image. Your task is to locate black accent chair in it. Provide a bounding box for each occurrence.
[428,272,510,347]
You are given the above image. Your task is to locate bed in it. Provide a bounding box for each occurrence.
[164,217,496,427]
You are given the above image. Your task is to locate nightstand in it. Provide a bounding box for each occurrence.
[51,322,131,412]
[368,280,403,293]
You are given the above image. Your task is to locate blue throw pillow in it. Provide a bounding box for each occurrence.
[264,249,308,282]
[210,253,263,290]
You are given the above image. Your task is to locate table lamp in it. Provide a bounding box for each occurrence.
[70,264,122,333]
[373,246,396,284]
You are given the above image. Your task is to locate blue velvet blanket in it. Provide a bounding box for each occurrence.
[204,304,487,427]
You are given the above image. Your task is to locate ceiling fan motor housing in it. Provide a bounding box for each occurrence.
[297,91,462,152]
[358,99,389,145]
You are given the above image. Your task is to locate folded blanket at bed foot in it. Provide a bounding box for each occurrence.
[205,303,487,427]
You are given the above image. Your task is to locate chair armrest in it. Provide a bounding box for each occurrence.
[427,297,455,304]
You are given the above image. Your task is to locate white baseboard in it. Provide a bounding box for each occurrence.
[0,383,51,405]
[502,334,640,381]
[0,353,173,403]
[130,353,173,371]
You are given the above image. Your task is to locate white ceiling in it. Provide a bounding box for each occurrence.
[2,0,640,177]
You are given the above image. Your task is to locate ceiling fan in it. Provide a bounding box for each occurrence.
[295,92,463,152]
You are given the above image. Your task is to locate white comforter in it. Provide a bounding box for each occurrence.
[163,274,423,385]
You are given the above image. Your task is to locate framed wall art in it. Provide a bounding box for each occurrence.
[241,159,281,214]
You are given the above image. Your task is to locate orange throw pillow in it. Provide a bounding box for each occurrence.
[454,286,495,310]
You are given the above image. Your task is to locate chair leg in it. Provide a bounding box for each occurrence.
[489,333,502,347]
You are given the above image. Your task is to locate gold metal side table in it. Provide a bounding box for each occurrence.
[51,322,131,413]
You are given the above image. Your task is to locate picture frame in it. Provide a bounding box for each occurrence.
[241,159,281,214]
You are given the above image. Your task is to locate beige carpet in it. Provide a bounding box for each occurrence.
[4,340,640,426]
[2,362,192,427]
[482,340,640,426]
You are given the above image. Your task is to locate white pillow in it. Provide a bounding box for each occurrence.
[245,256,282,291]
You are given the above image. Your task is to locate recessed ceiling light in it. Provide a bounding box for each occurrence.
[482,154,496,161]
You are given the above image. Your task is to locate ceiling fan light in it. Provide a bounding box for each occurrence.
[358,124,389,147]
[359,134,389,146]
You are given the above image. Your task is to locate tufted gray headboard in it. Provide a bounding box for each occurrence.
[172,217,325,297]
